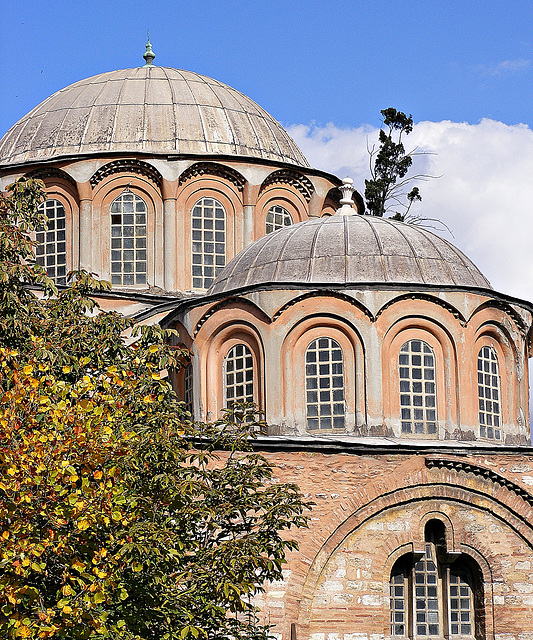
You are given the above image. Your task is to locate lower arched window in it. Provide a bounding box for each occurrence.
[399,340,437,436]
[477,346,501,440]
[192,197,226,289]
[110,190,147,286]
[390,520,480,638]
[265,205,293,234]
[184,362,193,418]
[305,337,345,432]
[224,344,254,406]
[36,199,67,285]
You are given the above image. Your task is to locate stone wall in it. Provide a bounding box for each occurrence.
[249,447,533,640]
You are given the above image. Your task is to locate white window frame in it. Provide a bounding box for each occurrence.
[399,340,437,436]
[305,337,345,432]
[191,197,226,289]
[223,344,254,406]
[265,204,293,234]
[110,190,147,287]
[36,199,67,285]
[477,346,502,440]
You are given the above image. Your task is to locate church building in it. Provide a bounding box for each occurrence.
[2,43,533,639]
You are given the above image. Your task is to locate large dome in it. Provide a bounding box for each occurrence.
[209,212,492,294]
[0,67,309,167]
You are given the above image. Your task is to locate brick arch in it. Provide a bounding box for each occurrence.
[468,299,528,336]
[259,169,314,203]
[178,162,246,192]
[381,315,460,437]
[376,291,466,325]
[272,290,374,322]
[288,479,533,636]
[90,159,163,189]
[280,312,368,432]
[25,166,77,188]
[193,296,271,337]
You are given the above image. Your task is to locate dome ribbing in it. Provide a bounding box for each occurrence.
[0,67,309,167]
[209,215,492,294]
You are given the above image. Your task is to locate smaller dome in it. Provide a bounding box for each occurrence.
[209,214,492,295]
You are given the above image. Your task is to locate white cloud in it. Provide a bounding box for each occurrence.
[482,58,532,76]
[289,119,533,303]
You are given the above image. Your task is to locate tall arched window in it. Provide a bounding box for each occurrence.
[184,362,193,418]
[192,197,226,289]
[265,205,292,234]
[224,344,254,406]
[399,340,437,436]
[390,520,479,638]
[477,346,502,440]
[36,199,67,285]
[305,337,345,432]
[110,190,147,286]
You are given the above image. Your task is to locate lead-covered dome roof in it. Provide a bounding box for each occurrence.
[0,67,309,167]
[209,213,492,295]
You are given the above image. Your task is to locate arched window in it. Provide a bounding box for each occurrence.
[265,205,292,234]
[224,344,254,406]
[192,197,226,289]
[477,346,501,440]
[305,337,345,432]
[184,362,193,418]
[399,340,437,436]
[110,190,147,286]
[36,199,67,285]
[390,520,479,638]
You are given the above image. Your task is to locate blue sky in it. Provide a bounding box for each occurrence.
[2,0,533,135]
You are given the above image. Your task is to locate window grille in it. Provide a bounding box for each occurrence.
[448,570,474,636]
[399,340,437,436]
[224,344,254,406]
[305,337,345,432]
[391,522,476,638]
[414,544,440,636]
[192,197,226,289]
[110,191,147,286]
[184,362,193,418]
[265,205,293,234]
[36,199,67,285]
[478,346,501,440]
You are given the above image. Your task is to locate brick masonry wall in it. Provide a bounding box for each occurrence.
[248,448,533,640]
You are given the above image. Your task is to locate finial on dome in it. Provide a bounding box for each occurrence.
[335,177,356,216]
[142,32,156,67]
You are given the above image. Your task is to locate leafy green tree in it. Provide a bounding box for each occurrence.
[364,108,424,219]
[0,178,310,640]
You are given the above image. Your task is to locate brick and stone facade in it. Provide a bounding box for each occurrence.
[2,50,533,639]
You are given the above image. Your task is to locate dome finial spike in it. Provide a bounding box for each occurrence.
[142,32,156,68]
[335,177,356,216]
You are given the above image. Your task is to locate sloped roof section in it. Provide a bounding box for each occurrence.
[0,67,309,167]
[209,214,492,294]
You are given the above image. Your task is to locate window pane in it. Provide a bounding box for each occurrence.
[224,344,254,406]
[36,199,67,285]
[390,570,406,636]
[306,338,345,432]
[398,340,437,436]
[184,362,194,419]
[449,570,474,637]
[478,346,502,440]
[110,191,147,287]
[265,205,293,234]
[192,197,226,289]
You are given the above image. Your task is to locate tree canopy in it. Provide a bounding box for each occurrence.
[0,178,310,640]
[364,108,423,219]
